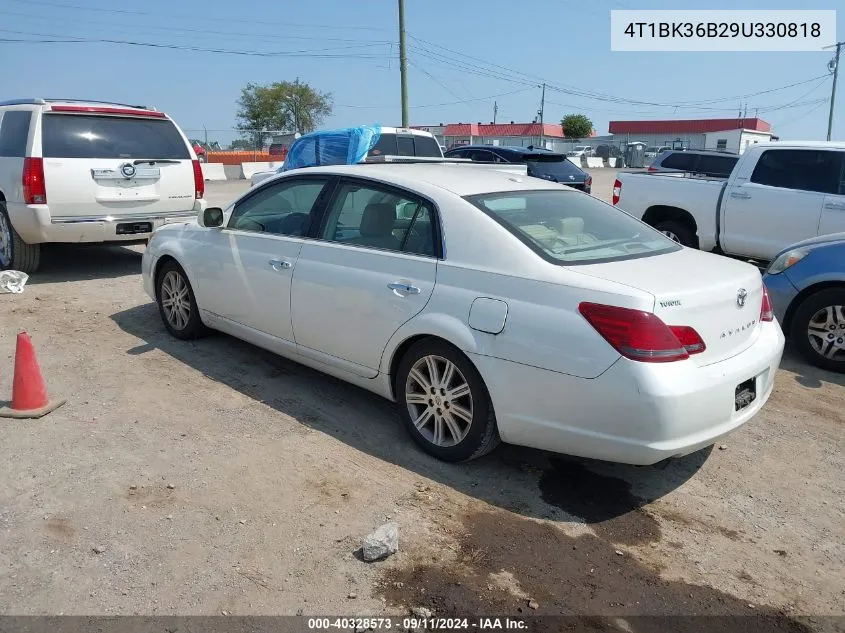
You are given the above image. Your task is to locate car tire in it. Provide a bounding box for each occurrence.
[155,260,207,340]
[0,201,41,273]
[654,220,696,248]
[789,287,845,373]
[395,338,500,462]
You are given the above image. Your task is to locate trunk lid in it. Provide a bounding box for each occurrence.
[577,248,765,366]
[40,110,195,219]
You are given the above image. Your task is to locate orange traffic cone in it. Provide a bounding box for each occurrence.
[0,332,65,419]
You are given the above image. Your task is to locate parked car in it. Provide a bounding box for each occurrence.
[444,145,592,193]
[251,127,443,186]
[763,233,845,373]
[0,98,205,273]
[567,145,594,158]
[613,142,845,261]
[648,149,739,177]
[143,162,784,465]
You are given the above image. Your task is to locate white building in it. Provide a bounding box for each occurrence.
[607,118,774,154]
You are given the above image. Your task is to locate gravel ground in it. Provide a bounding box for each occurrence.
[0,176,842,625]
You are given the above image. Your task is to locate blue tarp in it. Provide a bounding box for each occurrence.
[283,125,382,171]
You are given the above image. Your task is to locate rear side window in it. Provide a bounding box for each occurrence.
[0,111,32,157]
[659,152,695,170]
[750,149,843,194]
[368,133,442,158]
[695,154,738,177]
[41,114,190,159]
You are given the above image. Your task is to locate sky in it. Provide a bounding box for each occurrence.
[0,0,842,146]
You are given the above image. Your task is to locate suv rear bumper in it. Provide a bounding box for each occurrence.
[6,201,206,244]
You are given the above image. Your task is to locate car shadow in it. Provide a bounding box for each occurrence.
[111,303,709,530]
[779,343,845,389]
[25,244,142,285]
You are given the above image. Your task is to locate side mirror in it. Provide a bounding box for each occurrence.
[201,207,224,228]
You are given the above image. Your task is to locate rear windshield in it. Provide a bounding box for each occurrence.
[369,134,442,158]
[465,190,679,265]
[41,114,190,159]
[524,156,584,180]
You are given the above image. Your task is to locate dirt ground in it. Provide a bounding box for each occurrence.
[0,178,842,628]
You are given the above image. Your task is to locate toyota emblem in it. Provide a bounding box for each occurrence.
[120,163,136,179]
[736,288,748,308]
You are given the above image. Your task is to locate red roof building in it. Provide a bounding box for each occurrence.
[609,118,772,135]
[412,121,596,151]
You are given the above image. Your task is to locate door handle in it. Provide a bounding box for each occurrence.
[268,258,292,271]
[730,191,751,199]
[824,202,845,211]
[387,282,421,295]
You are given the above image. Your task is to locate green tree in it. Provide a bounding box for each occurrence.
[235,79,333,146]
[561,114,593,140]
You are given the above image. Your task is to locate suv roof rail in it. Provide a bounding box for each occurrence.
[0,98,157,110]
[0,98,47,106]
[43,98,157,111]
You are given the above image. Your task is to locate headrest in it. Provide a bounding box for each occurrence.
[360,203,396,237]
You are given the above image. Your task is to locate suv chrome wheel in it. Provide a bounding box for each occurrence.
[0,211,11,267]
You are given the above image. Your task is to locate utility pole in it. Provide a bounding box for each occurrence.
[538,83,546,148]
[825,41,842,141]
[203,126,207,146]
[493,101,498,124]
[398,0,409,127]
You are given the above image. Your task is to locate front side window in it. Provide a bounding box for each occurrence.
[750,149,843,195]
[41,114,190,159]
[465,190,679,265]
[695,154,738,177]
[228,179,328,236]
[319,181,437,256]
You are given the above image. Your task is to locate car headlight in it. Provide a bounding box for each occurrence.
[767,249,808,275]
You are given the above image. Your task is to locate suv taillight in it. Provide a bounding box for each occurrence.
[192,159,204,199]
[23,158,47,204]
[579,302,705,363]
[761,286,774,322]
[584,175,593,188]
[612,179,621,205]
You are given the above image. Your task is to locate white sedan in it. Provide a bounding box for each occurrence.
[142,164,784,464]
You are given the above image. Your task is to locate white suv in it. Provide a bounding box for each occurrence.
[0,98,206,273]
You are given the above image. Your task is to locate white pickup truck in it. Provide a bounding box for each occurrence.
[613,141,845,262]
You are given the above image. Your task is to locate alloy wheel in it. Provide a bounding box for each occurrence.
[807,305,845,361]
[161,270,191,330]
[405,355,474,447]
[661,230,681,243]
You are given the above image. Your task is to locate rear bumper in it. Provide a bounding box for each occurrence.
[473,321,785,465]
[6,201,206,244]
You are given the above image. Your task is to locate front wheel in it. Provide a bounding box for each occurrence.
[155,261,207,340]
[654,220,696,248]
[0,202,41,273]
[790,288,845,373]
[395,338,500,462]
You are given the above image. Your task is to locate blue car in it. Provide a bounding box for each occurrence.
[763,233,845,373]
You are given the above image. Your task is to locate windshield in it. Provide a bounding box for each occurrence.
[525,157,584,181]
[465,190,680,264]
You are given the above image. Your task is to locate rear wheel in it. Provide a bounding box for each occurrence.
[395,338,500,462]
[790,288,845,373]
[0,202,41,273]
[155,261,207,340]
[654,220,696,248]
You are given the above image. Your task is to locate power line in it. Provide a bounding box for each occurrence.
[0,29,393,58]
[6,0,391,31]
[408,59,470,110]
[0,9,393,44]
[335,87,534,110]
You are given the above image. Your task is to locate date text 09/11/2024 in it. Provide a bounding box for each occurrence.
[307,617,527,630]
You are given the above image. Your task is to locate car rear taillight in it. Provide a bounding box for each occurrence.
[647,166,658,172]
[612,179,621,205]
[668,325,706,355]
[585,175,593,188]
[22,157,47,204]
[578,302,704,363]
[192,159,204,199]
[760,286,774,322]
